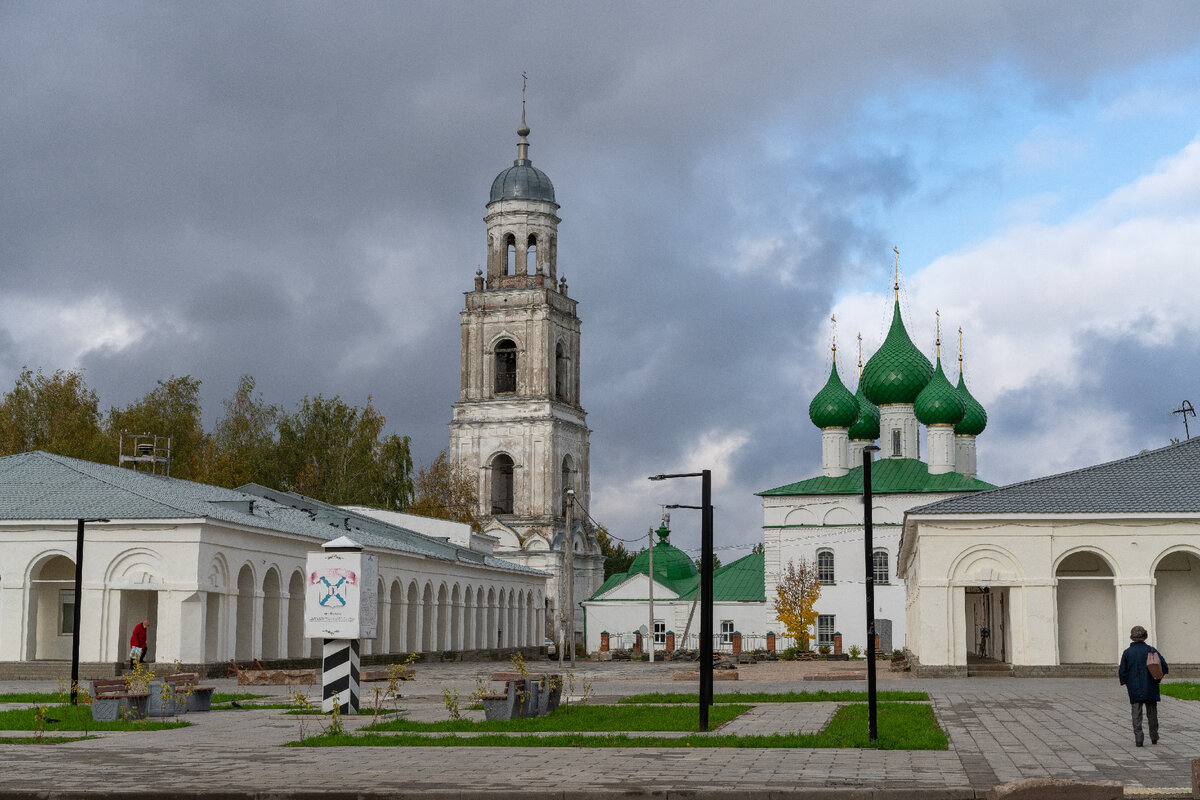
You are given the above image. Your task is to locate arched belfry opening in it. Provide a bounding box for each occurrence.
[505,234,517,276]
[526,234,537,275]
[494,339,517,394]
[491,454,515,514]
[555,341,569,401]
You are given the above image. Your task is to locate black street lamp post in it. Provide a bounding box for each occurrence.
[650,469,713,731]
[862,445,880,740]
[70,517,109,705]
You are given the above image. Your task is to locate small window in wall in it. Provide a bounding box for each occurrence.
[555,341,569,401]
[654,620,666,645]
[59,589,76,636]
[491,454,514,514]
[817,615,835,646]
[720,620,734,644]
[817,549,835,584]
[494,339,517,394]
[873,549,889,585]
[526,235,537,275]
[891,429,901,456]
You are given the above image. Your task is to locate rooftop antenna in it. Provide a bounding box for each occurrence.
[1173,400,1195,440]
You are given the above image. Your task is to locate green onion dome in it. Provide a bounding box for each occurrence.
[808,362,859,429]
[848,383,880,440]
[915,356,966,426]
[860,301,934,405]
[955,372,988,436]
[628,536,699,584]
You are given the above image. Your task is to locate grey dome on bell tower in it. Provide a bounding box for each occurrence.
[489,109,556,204]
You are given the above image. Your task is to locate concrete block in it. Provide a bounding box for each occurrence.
[986,778,1122,800]
[236,668,317,685]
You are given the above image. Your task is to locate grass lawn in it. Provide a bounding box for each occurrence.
[0,735,97,744]
[619,690,928,704]
[0,704,189,732]
[0,693,61,704]
[1160,682,1200,701]
[296,702,944,750]
[366,703,749,733]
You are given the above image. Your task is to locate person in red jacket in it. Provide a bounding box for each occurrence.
[129,620,149,670]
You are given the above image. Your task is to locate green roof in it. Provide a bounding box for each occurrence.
[758,457,995,496]
[589,551,765,603]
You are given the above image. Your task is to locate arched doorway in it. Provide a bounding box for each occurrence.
[235,565,255,660]
[406,581,419,652]
[389,580,404,655]
[1155,551,1200,662]
[287,570,305,658]
[261,569,281,660]
[1056,551,1117,663]
[421,583,435,652]
[26,554,76,660]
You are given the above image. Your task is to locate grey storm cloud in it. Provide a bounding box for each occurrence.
[3,1,1200,546]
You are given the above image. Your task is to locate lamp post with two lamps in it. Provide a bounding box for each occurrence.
[648,470,713,731]
[861,444,881,741]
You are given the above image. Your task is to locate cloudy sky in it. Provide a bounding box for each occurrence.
[4,3,1200,560]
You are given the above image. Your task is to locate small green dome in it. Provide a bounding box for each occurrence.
[848,382,880,440]
[809,362,859,429]
[955,371,988,436]
[861,301,933,405]
[628,525,699,584]
[915,356,966,426]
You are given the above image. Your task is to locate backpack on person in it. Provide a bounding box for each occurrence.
[1147,650,1164,681]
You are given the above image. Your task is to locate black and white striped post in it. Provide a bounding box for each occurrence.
[305,535,379,717]
[322,637,360,714]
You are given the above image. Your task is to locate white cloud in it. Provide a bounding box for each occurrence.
[0,292,147,375]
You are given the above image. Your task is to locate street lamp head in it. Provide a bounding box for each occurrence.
[566,488,575,497]
[863,445,881,453]
[648,474,667,481]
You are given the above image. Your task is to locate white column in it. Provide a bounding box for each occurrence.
[954,435,977,478]
[926,425,956,474]
[277,593,291,660]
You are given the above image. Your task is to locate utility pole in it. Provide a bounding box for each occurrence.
[648,523,656,663]
[566,488,576,666]
[862,445,880,741]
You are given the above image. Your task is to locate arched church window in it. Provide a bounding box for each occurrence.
[555,341,569,401]
[891,429,901,457]
[526,235,537,276]
[494,339,517,394]
[817,549,835,584]
[873,549,889,585]
[491,454,514,515]
[561,455,574,516]
[505,234,517,276]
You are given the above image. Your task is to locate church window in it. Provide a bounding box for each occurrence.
[490,454,514,514]
[817,615,835,646]
[891,429,901,456]
[555,341,569,400]
[817,549,835,584]
[505,234,516,276]
[654,620,665,645]
[873,549,889,585]
[59,589,76,636]
[494,339,517,394]
[526,235,537,275]
[561,455,574,516]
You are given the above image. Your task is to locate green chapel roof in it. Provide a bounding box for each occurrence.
[809,361,859,429]
[955,370,988,436]
[758,457,995,496]
[915,356,966,426]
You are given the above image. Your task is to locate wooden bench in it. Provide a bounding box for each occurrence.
[90,678,149,721]
[360,667,415,683]
[165,672,216,712]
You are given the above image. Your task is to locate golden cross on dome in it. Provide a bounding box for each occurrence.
[830,313,837,357]
[935,309,942,359]
[893,245,900,296]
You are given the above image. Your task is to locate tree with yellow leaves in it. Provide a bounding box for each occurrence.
[774,558,821,649]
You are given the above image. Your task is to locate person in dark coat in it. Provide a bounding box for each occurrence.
[1118,625,1168,746]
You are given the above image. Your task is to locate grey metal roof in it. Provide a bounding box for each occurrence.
[908,437,1200,516]
[0,451,544,575]
[489,160,556,204]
